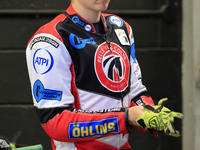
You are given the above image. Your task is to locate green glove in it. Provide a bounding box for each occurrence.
[136,98,183,137]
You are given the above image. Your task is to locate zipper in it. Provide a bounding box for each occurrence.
[102,34,124,106]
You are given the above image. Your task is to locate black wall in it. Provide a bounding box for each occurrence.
[0,0,182,150]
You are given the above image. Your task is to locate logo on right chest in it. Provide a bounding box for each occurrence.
[94,42,130,92]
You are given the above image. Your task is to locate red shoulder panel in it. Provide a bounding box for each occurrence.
[102,13,112,17]
[124,21,131,35]
[27,14,67,45]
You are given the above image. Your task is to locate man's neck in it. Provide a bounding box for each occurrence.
[71,2,101,23]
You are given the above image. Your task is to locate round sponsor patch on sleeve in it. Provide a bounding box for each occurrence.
[109,16,123,27]
[33,48,54,75]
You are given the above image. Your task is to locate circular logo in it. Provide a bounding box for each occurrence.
[94,42,129,92]
[109,16,123,27]
[85,24,92,31]
[33,48,54,75]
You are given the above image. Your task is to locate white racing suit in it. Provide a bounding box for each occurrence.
[26,4,155,150]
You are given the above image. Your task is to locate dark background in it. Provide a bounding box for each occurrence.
[0,0,182,149]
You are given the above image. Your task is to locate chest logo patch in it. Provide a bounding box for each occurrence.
[69,33,96,49]
[72,16,84,26]
[94,42,130,92]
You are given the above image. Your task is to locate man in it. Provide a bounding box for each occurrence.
[26,0,183,149]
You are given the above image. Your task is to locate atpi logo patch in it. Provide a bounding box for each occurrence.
[94,42,130,92]
[33,48,54,75]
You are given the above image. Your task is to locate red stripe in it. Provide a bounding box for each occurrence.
[70,63,81,110]
[102,13,112,17]
[51,139,56,150]
[66,4,76,15]
[124,21,131,35]
[120,140,132,150]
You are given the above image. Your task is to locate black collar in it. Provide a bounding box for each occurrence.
[65,4,107,33]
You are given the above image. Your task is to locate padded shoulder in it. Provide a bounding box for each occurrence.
[27,14,67,45]
[102,13,131,35]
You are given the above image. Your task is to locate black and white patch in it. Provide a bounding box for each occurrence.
[115,29,130,46]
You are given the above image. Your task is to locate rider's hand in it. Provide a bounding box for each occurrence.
[135,98,183,137]
[128,106,144,126]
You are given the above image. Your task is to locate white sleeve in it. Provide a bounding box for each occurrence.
[129,26,135,45]
[128,26,147,100]
[26,33,74,108]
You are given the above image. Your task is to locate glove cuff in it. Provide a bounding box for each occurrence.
[131,92,155,106]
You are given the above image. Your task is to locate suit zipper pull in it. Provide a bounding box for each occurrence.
[102,34,113,52]
[107,41,113,52]
[102,34,124,106]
